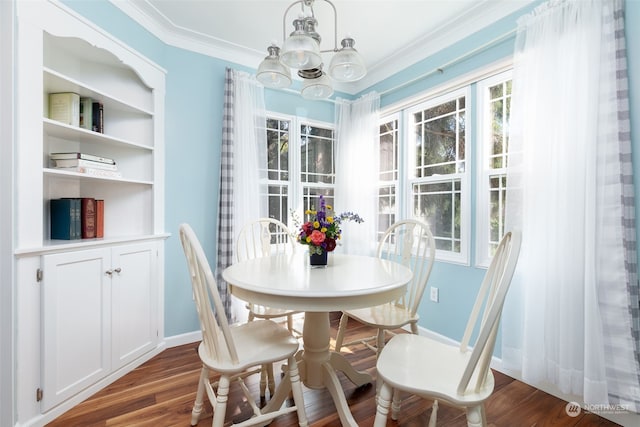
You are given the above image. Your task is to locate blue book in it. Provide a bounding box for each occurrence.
[50,199,81,240]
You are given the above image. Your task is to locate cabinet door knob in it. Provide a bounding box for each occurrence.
[105,268,122,276]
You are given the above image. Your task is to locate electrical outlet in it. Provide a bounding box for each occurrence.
[430,286,439,303]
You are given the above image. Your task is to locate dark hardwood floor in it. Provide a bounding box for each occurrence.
[46,313,620,426]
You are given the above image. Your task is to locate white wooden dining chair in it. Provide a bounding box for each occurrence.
[236,218,302,398]
[334,219,435,359]
[179,223,308,427]
[373,230,521,427]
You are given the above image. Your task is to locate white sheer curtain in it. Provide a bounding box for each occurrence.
[502,0,640,411]
[335,91,380,256]
[231,71,268,236]
[216,68,267,323]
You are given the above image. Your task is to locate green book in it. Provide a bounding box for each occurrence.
[50,199,81,240]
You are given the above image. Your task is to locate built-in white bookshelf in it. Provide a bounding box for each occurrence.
[14,1,167,425]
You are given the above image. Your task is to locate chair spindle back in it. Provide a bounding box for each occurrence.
[180,223,240,365]
[457,230,521,395]
[236,218,295,262]
[376,219,435,316]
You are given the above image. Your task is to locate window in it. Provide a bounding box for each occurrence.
[476,70,512,266]
[407,88,470,263]
[266,117,290,225]
[377,66,514,266]
[265,114,335,229]
[300,122,336,211]
[378,114,400,240]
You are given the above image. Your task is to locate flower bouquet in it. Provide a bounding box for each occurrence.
[295,195,363,264]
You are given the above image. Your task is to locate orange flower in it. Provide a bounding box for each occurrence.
[309,230,326,246]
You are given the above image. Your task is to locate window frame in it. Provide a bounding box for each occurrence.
[265,114,293,226]
[264,112,336,231]
[475,69,513,267]
[405,86,471,265]
[377,112,401,241]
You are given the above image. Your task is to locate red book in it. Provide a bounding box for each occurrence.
[95,199,104,238]
[81,197,96,239]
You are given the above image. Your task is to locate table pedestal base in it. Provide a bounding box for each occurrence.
[263,312,371,426]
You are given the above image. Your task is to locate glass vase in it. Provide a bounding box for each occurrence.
[309,251,328,267]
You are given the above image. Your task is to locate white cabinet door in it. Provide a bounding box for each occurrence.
[41,248,111,412]
[111,242,158,369]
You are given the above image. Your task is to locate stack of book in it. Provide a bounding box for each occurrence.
[49,152,121,178]
[50,197,104,240]
[48,92,104,133]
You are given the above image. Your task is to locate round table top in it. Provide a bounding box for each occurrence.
[222,252,413,312]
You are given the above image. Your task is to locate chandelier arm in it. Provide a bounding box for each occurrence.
[281,0,339,51]
[282,0,305,41]
[322,0,339,52]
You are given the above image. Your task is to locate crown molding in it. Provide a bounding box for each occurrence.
[110,0,265,67]
[348,0,532,94]
[111,0,533,96]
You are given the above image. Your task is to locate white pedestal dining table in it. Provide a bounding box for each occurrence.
[222,252,413,426]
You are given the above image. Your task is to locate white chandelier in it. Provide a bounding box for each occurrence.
[256,0,366,100]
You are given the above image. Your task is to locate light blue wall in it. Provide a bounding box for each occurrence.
[63,1,640,346]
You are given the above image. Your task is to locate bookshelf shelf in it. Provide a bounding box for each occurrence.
[43,168,154,185]
[44,68,155,116]
[43,118,154,151]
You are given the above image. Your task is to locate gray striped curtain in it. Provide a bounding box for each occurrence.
[215,68,235,321]
[214,68,267,323]
[602,0,640,411]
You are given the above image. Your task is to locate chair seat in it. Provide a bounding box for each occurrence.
[376,334,495,406]
[199,319,299,373]
[344,303,418,329]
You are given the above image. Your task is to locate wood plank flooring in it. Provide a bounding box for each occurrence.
[46,313,620,426]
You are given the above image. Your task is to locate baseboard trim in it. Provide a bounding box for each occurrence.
[164,330,201,348]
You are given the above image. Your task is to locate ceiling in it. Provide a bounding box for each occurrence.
[112,0,532,94]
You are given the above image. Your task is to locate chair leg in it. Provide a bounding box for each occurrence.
[267,363,276,397]
[391,388,402,420]
[287,355,309,427]
[428,400,439,427]
[466,403,487,427]
[287,314,294,333]
[212,375,231,427]
[190,366,207,426]
[376,328,385,359]
[373,381,393,427]
[259,363,268,398]
[258,363,277,399]
[410,321,418,335]
[334,313,349,352]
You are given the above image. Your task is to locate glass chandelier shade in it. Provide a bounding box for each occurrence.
[256,45,292,88]
[257,0,367,100]
[301,71,333,100]
[328,37,366,82]
[280,17,322,69]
